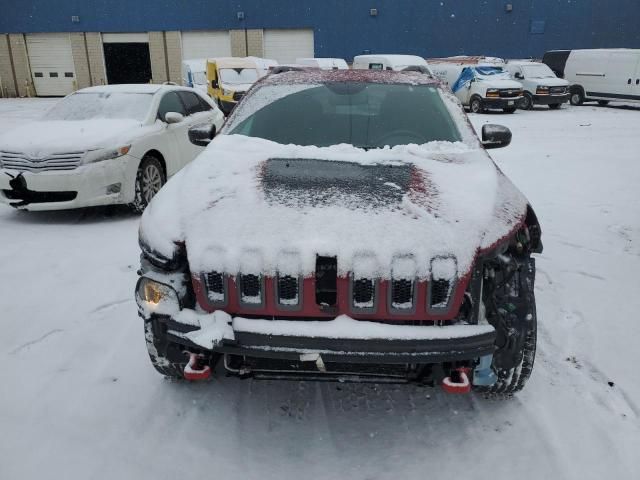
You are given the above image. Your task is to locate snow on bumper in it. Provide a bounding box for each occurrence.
[144,307,497,363]
[0,155,139,210]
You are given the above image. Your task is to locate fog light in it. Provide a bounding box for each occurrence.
[106,183,121,194]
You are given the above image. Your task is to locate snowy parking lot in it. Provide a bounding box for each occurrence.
[1,98,639,479]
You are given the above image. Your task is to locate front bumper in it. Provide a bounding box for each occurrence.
[143,307,496,364]
[0,155,139,210]
[482,97,523,110]
[533,93,571,105]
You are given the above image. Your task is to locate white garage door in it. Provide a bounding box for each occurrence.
[26,33,76,96]
[182,31,231,60]
[264,29,314,64]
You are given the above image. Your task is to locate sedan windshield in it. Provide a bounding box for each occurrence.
[44,92,154,121]
[228,83,462,148]
[521,64,556,79]
[219,68,259,85]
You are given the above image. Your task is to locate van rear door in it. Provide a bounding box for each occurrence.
[599,50,638,100]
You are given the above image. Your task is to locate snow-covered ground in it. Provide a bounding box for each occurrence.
[0,99,639,479]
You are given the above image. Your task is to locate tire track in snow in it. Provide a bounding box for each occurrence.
[9,329,64,355]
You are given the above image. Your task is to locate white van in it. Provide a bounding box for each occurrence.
[429,59,523,113]
[246,56,279,78]
[352,54,433,74]
[504,61,570,110]
[543,49,640,106]
[181,59,208,93]
[296,58,349,70]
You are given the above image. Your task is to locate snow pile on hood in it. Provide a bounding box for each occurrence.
[141,134,528,279]
[0,119,143,153]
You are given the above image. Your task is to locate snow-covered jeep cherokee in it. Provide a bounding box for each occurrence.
[136,70,542,395]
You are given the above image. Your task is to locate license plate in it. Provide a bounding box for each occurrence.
[508,101,514,106]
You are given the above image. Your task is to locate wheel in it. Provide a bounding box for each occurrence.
[130,155,166,213]
[470,97,484,114]
[548,103,562,110]
[474,256,538,397]
[597,100,610,106]
[570,88,584,106]
[144,320,186,379]
[519,92,534,110]
[503,106,517,114]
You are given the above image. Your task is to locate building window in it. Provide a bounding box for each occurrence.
[34,72,43,78]
[49,72,59,78]
[64,72,74,78]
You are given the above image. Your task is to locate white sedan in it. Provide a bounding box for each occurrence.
[0,84,224,212]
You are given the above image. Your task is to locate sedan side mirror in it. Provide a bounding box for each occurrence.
[165,112,184,124]
[188,123,217,147]
[482,124,512,149]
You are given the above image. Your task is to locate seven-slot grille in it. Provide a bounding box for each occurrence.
[430,279,453,308]
[277,275,300,306]
[353,278,375,308]
[240,274,262,304]
[204,271,225,303]
[391,279,414,310]
[0,150,85,172]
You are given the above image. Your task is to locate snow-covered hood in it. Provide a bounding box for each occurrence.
[141,135,529,279]
[527,77,569,87]
[0,119,143,154]
[479,79,523,90]
[221,83,253,94]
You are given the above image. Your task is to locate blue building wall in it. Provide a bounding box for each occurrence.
[1,0,639,59]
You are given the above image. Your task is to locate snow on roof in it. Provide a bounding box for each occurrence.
[79,84,164,94]
[258,69,440,87]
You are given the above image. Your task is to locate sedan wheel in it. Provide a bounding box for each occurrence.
[131,156,166,213]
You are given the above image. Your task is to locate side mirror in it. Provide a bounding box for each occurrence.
[212,79,219,89]
[482,124,512,149]
[188,123,217,147]
[514,72,524,80]
[164,112,184,124]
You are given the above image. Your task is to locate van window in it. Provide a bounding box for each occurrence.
[369,63,384,70]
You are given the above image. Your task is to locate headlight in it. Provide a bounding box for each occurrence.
[222,89,233,97]
[83,145,131,164]
[136,277,180,313]
[486,89,500,98]
[536,86,550,95]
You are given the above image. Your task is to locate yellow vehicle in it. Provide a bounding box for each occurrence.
[206,57,260,114]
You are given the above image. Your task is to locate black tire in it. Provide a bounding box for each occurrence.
[548,103,562,110]
[475,257,538,397]
[519,92,534,110]
[144,320,186,379]
[597,100,610,106]
[570,88,584,106]
[130,155,166,214]
[470,96,484,114]
[503,106,517,114]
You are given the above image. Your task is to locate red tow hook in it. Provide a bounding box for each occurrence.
[441,367,471,394]
[184,352,211,381]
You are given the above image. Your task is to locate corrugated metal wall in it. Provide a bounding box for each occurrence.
[1,0,639,60]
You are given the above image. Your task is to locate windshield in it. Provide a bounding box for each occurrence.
[473,66,512,80]
[228,82,461,148]
[521,64,556,79]
[219,68,259,85]
[44,92,153,121]
[192,71,207,85]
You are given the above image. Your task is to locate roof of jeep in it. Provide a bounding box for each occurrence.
[259,69,441,87]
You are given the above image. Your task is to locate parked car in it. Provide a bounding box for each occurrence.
[136,70,543,396]
[353,54,433,74]
[504,61,570,109]
[206,57,260,114]
[429,57,523,113]
[0,84,224,212]
[181,59,208,93]
[296,57,349,70]
[543,48,640,106]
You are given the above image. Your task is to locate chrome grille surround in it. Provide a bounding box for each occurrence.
[0,150,85,173]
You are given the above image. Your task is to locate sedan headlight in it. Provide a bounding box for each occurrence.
[136,277,180,314]
[83,145,131,164]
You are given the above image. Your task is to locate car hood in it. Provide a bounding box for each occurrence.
[484,79,524,89]
[528,77,569,87]
[0,119,144,154]
[140,135,529,279]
